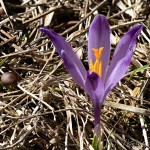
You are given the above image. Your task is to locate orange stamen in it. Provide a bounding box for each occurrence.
[89,47,104,78]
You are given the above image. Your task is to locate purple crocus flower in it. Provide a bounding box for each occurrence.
[40,14,142,137]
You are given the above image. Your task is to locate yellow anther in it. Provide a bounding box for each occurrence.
[89,47,104,78]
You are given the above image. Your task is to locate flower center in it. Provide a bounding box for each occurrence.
[89,47,103,78]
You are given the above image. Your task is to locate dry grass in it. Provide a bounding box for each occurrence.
[0,0,150,149]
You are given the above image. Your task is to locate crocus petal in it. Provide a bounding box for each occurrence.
[105,24,143,95]
[61,50,86,88]
[40,27,87,81]
[88,14,111,80]
[85,72,104,126]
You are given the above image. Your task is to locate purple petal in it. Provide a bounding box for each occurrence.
[40,27,87,80]
[61,50,86,88]
[84,72,104,126]
[88,14,111,80]
[93,101,103,127]
[105,24,143,94]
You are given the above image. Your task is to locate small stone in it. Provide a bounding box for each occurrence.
[1,72,17,85]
